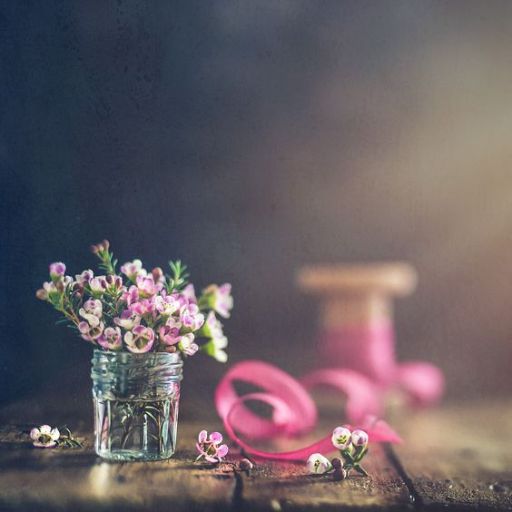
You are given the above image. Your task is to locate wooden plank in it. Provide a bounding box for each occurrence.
[393,400,512,510]
[0,422,236,512]
[238,443,412,511]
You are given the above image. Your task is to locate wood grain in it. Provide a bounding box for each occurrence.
[0,423,236,512]
[1,399,511,510]
[239,444,412,511]
[393,400,512,510]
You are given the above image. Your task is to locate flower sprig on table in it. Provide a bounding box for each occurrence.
[195,430,229,463]
[36,240,233,360]
[307,426,370,480]
[30,425,83,449]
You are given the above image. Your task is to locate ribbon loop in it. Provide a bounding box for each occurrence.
[215,360,402,461]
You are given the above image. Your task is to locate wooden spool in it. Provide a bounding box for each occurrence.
[296,263,417,382]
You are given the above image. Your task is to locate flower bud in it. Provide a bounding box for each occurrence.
[36,288,48,300]
[43,281,60,299]
[152,267,164,281]
[106,275,123,290]
[351,429,369,447]
[331,457,343,470]
[332,426,352,450]
[49,262,66,279]
[102,239,110,250]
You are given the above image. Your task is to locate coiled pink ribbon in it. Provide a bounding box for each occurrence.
[215,324,444,461]
[215,360,403,461]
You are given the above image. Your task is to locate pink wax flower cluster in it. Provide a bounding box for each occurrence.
[36,240,233,360]
[195,430,229,463]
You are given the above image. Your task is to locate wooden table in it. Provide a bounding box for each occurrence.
[0,398,511,511]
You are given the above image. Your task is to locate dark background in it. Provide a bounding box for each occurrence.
[2,1,512,409]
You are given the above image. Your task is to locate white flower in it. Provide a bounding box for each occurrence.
[89,276,107,294]
[75,269,94,285]
[306,453,332,474]
[201,333,228,363]
[332,426,352,450]
[43,281,60,298]
[79,299,103,327]
[30,425,60,448]
[120,259,147,280]
[114,311,141,330]
[211,335,228,363]
[178,333,199,356]
[202,311,224,339]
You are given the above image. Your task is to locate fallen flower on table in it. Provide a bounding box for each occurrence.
[307,453,332,474]
[30,425,60,448]
[307,426,370,479]
[195,430,229,463]
[29,425,83,449]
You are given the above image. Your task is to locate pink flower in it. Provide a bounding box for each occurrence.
[153,293,180,315]
[182,284,197,303]
[75,269,94,285]
[178,333,199,356]
[158,321,181,346]
[180,303,205,331]
[121,285,139,306]
[97,326,122,351]
[49,262,66,279]
[114,310,141,330]
[196,430,229,463]
[124,325,155,353]
[79,320,104,341]
[136,275,162,298]
[30,425,60,448]
[351,429,369,447]
[129,299,153,316]
[120,259,147,281]
[202,283,233,318]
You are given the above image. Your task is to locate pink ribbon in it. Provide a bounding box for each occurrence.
[320,323,445,404]
[215,360,402,461]
[215,323,444,460]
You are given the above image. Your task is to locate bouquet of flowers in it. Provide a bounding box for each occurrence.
[36,240,232,362]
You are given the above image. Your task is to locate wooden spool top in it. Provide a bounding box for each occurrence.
[296,262,417,297]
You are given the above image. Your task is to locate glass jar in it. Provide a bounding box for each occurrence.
[91,350,183,461]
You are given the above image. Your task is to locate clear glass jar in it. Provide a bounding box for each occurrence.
[91,350,183,461]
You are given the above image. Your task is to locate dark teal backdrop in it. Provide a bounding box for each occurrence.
[2,1,512,406]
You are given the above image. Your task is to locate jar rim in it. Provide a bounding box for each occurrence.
[92,348,182,364]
